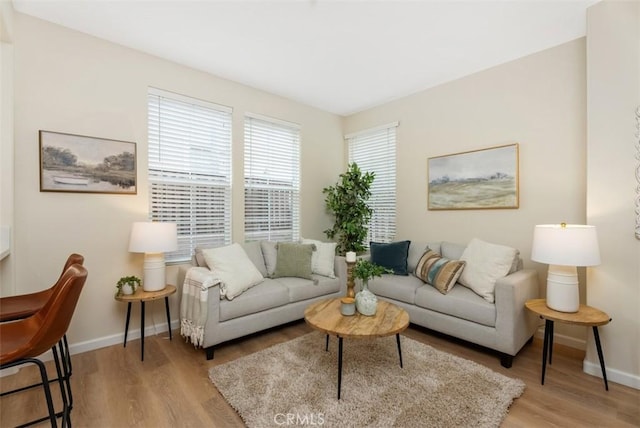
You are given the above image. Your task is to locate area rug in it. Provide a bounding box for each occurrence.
[209,331,524,428]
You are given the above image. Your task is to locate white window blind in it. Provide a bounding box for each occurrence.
[244,114,300,242]
[347,122,398,244]
[148,88,232,262]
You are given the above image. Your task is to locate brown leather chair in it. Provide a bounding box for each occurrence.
[0,264,87,428]
[0,253,84,394]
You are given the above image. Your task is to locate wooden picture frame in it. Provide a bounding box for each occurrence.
[428,143,519,210]
[39,130,137,194]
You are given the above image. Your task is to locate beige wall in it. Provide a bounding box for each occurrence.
[586,0,640,389]
[9,12,343,348]
[344,39,589,345]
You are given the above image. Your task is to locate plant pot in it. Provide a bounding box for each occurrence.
[121,283,136,295]
[355,281,377,316]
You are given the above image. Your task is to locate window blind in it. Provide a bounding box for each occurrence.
[347,122,398,244]
[244,114,301,242]
[148,88,232,262]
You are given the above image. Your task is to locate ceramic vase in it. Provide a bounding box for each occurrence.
[355,281,377,316]
[122,283,135,295]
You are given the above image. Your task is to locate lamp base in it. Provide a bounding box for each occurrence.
[143,252,167,292]
[546,264,579,313]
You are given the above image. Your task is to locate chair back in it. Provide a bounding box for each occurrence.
[24,264,88,359]
[61,254,85,277]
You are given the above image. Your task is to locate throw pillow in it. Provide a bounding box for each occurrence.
[458,238,519,303]
[415,249,466,294]
[301,238,337,278]
[272,242,315,280]
[202,243,264,301]
[260,241,278,277]
[370,240,411,275]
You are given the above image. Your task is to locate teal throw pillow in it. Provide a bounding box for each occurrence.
[370,240,411,275]
[272,242,315,280]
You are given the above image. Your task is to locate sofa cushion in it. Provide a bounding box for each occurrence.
[241,241,268,277]
[219,279,289,322]
[414,249,466,294]
[415,283,497,327]
[276,275,340,303]
[273,243,314,279]
[366,274,422,304]
[202,243,264,300]
[459,238,518,303]
[370,240,411,275]
[301,238,337,278]
[260,241,278,276]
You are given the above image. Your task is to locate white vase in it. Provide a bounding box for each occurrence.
[122,283,135,295]
[355,281,377,316]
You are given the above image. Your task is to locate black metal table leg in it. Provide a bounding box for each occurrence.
[124,302,132,347]
[396,334,403,368]
[541,319,552,385]
[593,326,609,391]
[337,336,343,400]
[548,320,554,364]
[164,297,172,341]
[325,334,329,351]
[141,301,145,361]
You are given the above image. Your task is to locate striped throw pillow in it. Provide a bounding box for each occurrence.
[415,249,466,294]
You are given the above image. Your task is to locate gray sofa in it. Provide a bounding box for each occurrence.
[364,241,540,367]
[177,241,347,360]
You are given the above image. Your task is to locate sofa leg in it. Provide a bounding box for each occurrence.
[206,347,214,360]
[527,335,534,345]
[500,354,513,368]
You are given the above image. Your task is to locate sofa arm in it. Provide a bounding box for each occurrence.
[494,268,540,355]
[334,256,348,295]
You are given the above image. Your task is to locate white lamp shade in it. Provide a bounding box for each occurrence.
[129,222,178,253]
[531,224,601,267]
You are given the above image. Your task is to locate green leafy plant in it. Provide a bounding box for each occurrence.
[323,163,375,255]
[352,259,392,286]
[116,275,141,296]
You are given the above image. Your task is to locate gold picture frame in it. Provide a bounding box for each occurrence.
[39,130,137,195]
[428,143,519,210]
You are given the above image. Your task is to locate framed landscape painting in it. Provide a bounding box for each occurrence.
[428,143,519,210]
[39,131,137,194]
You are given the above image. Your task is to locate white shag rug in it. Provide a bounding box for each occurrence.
[209,331,524,428]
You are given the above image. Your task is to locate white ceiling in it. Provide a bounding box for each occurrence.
[12,0,598,116]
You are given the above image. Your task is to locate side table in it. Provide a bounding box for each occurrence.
[114,285,176,361]
[525,298,611,390]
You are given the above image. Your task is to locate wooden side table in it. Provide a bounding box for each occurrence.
[525,298,611,390]
[114,285,176,361]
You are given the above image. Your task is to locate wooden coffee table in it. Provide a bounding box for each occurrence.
[304,298,410,399]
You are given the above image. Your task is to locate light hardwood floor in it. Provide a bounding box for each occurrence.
[1,322,638,427]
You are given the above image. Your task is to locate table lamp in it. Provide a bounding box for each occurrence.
[531,223,600,312]
[128,222,178,292]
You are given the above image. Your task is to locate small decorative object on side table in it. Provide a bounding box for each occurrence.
[115,284,177,361]
[525,298,612,390]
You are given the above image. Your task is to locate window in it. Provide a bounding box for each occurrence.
[244,114,300,242]
[347,122,398,244]
[148,88,232,262]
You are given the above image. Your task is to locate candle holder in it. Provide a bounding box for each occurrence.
[346,260,356,298]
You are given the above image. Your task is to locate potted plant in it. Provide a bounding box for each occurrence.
[322,163,375,255]
[352,259,392,316]
[116,275,141,296]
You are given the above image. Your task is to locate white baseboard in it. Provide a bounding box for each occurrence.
[583,360,640,390]
[533,326,587,350]
[0,319,181,378]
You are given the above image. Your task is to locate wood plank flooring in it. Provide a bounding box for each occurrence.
[1,321,638,427]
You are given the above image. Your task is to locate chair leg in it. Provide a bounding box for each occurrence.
[52,346,71,427]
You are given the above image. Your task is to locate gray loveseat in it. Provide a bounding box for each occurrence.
[364,240,540,367]
[177,240,347,360]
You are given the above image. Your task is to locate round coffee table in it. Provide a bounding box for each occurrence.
[304,298,410,399]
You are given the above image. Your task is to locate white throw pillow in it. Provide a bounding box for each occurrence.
[458,238,518,303]
[301,238,337,278]
[202,243,264,300]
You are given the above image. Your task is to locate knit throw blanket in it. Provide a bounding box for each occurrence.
[180,267,220,348]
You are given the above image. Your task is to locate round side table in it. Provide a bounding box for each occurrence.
[525,298,611,390]
[115,285,176,361]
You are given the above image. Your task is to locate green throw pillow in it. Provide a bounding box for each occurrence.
[370,240,411,275]
[272,243,315,280]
